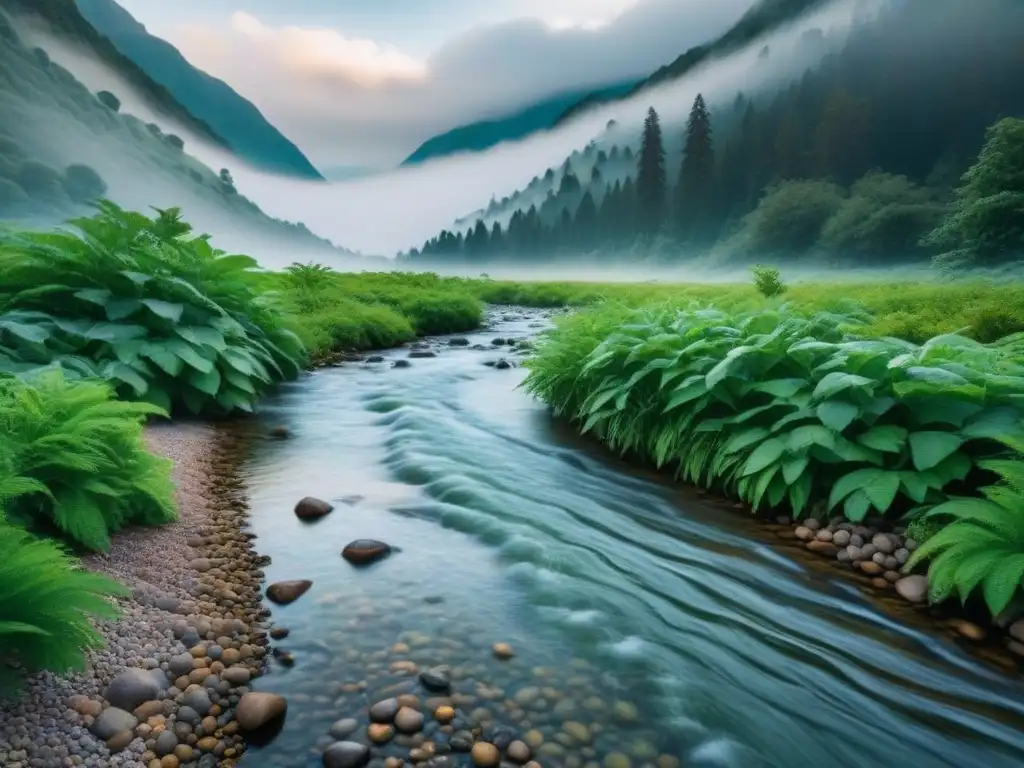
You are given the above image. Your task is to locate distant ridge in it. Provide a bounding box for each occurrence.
[402,81,636,166]
[74,0,323,180]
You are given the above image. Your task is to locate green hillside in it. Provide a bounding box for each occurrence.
[402,81,635,166]
[75,0,324,180]
[0,6,350,258]
[554,0,835,126]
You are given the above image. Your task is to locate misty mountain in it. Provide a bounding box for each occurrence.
[554,0,839,127]
[0,0,230,151]
[405,0,1024,271]
[74,0,323,181]
[402,81,636,167]
[0,5,358,263]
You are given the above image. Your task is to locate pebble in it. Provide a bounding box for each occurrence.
[471,742,500,767]
[492,643,516,660]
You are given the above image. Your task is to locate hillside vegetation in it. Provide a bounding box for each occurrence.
[406,0,1024,273]
[74,0,324,180]
[0,5,346,257]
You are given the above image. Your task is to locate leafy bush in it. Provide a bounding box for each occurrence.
[96,90,120,111]
[751,265,785,298]
[0,201,304,415]
[524,304,1024,521]
[0,370,176,552]
[165,134,184,151]
[14,160,66,202]
[820,172,947,258]
[926,117,1024,269]
[906,434,1024,615]
[62,164,107,204]
[728,180,845,257]
[0,520,128,698]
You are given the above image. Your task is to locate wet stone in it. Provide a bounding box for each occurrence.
[370,698,401,723]
[323,741,371,768]
[295,496,334,520]
[266,579,313,605]
[395,706,426,733]
[420,666,452,693]
[342,540,393,565]
[330,719,360,739]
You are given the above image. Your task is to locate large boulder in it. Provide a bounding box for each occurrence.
[235,692,288,731]
[103,669,161,712]
[265,580,313,605]
[295,497,333,520]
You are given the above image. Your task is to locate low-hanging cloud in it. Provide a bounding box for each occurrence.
[168,0,754,168]
[204,0,871,258]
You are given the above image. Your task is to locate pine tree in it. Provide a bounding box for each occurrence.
[574,190,598,249]
[675,93,716,243]
[636,107,667,233]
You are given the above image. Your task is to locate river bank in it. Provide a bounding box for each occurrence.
[0,423,271,768]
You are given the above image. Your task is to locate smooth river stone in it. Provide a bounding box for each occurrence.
[295,496,334,520]
[341,539,392,565]
[266,580,313,605]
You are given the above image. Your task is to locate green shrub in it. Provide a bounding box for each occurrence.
[14,160,66,202]
[0,201,305,415]
[524,304,1024,521]
[727,179,845,257]
[906,433,1024,615]
[96,90,120,111]
[0,520,128,698]
[62,164,107,203]
[0,370,176,552]
[751,265,785,298]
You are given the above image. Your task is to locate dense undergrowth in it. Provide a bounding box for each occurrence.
[524,300,1024,615]
[0,200,304,416]
[273,264,483,363]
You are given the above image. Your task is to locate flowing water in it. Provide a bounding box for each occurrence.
[237,308,1024,768]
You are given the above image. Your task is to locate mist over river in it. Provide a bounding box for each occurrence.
[236,308,1024,768]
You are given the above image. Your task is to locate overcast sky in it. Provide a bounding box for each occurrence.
[115,0,753,170]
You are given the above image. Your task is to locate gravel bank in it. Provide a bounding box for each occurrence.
[0,422,268,768]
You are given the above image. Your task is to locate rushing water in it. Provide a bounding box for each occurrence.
[237,308,1024,768]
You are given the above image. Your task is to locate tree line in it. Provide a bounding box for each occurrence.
[403,0,1024,270]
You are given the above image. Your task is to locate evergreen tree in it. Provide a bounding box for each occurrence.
[489,221,504,254]
[636,107,667,233]
[675,93,716,243]
[574,191,598,249]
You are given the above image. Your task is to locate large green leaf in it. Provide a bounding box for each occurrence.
[141,299,185,323]
[908,431,964,471]
[857,424,908,453]
[981,555,1024,616]
[740,438,785,477]
[811,372,874,400]
[816,400,859,432]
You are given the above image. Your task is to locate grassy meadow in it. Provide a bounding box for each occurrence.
[1,203,1023,695]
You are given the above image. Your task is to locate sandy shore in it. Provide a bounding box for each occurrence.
[0,422,267,768]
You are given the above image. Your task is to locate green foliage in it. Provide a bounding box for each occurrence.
[95,89,120,111]
[62,164,107,203]
[906,434,1024,615]
[274,265,482,361]
[820,172,947,257]
[0,201,304,415]
[0,370,177,552]
[729,180,845,257]
[750,265,785,298]
[524,303,1024,523]
[926,117,1024,268]
[0,520,128,698]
